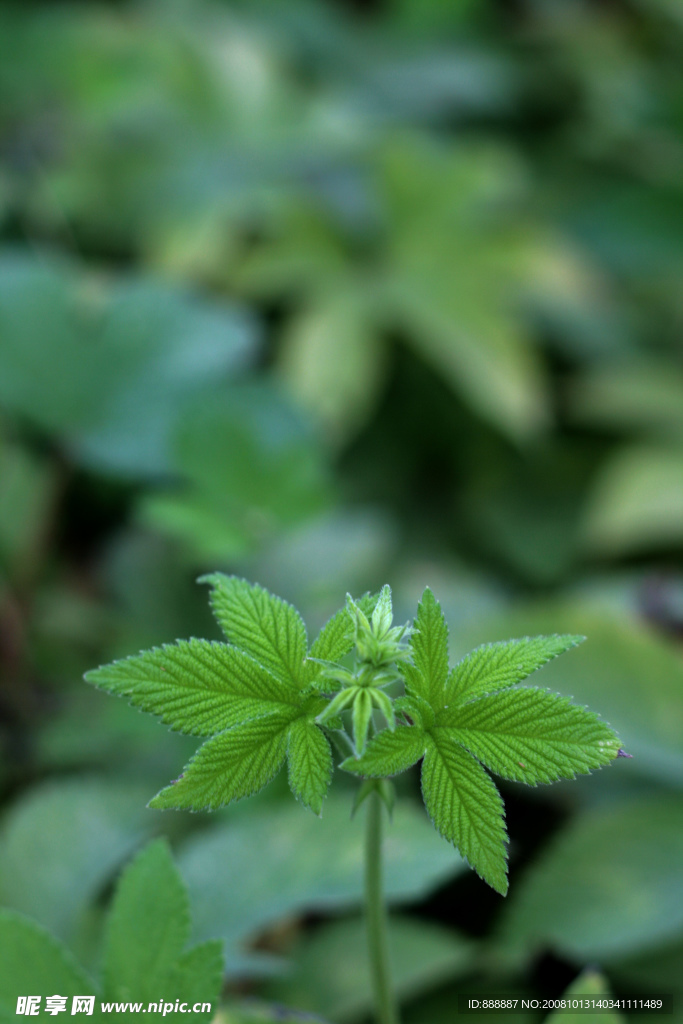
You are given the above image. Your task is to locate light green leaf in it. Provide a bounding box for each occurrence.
[441,688,621,785]
[150,715,292,812]
[547,970,625,1024]
[102,839,189,1002]
[200,575,307,688]
[582,445,683,555]
[278,291,386,447]
[380,142,549,441]
[342,726,427,778]
[352,690,373,755]
[570,359,683,443]
[286,718,332,816]
[499,796,683,960]
[404,588,450,706]
[0,255,255,478]
[140,385,329,560]
[372,688,396,731]
[447,635,585,705]
[86,640,298,736]
[269,915,475,1023]
[372,584,393,635]
[164,942,224,1021]
[0,911,97,1021]
[421,736,508,895]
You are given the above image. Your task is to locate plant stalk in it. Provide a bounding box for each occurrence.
[365,787,400,1024]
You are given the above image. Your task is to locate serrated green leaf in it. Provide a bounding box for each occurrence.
[286,718,332,816]
[404,588,450,705]
[342,726,427,778]
[421,736,508,895]
[102,839,189,1002]
[440,688,620,785]
[86,640,300,736]
[200,575,307,688]
[447,635,585,705]
[0,911,97,1020]
[164,941,224,1020]
[150,714,292,812]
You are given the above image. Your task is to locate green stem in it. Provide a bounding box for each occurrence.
[365,787,400,1024]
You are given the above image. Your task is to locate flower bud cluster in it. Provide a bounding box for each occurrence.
[316,585,411,755]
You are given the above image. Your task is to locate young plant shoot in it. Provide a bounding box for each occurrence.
[86,577,625,1024]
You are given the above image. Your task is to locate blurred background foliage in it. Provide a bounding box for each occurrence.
[1,0,683,1021]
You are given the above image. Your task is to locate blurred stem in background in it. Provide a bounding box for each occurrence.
[365,787,399,1024]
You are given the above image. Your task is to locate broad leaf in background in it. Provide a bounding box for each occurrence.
[238,140,552,446]
[582,445,683,556]
[0,840,222,1024]
[102,840,221,1015]
[570,359,683,442]
[278,289,386,447]
[344,589,618,894]
[609,935,683,995]
[269,915,475,1023]
[178,794,465,976]
[102,839,189,1002]
[0,254,256,477]
[0,437,57,583]
[0,912,98,1024]
[379,141,550,441]
[139,385,331,561]
[499,796,683,960]
[0,778,156,953]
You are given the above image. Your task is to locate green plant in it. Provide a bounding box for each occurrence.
[0,838,223,1023]
[86,576,625,1024]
